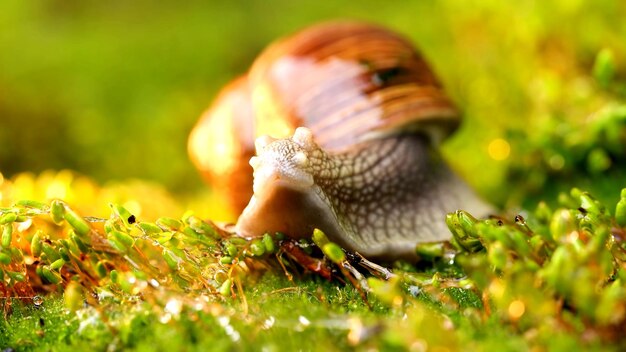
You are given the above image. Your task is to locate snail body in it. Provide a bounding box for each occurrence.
[189,21,491,260]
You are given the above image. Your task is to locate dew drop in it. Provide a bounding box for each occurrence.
[159,313,172,324]
[17,219,33,232]
[33,296,43,307]
[407,285,421,297]
[262,316,275,329]
[165,298,183,316]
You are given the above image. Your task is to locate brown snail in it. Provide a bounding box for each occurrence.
[188,21,491,260]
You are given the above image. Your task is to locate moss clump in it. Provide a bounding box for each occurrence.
[1,171,625,350]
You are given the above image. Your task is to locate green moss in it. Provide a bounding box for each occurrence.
[1,187,625,350]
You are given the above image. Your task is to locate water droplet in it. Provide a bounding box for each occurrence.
[165,298,183,316]
[407,285,421,296]
[217,316,241,342]
[298,315,310,326]
[295,315,311,331]
[33,296,43,306]
[17,219,33,232]
[159,313,172,324]
[262,316,275,329]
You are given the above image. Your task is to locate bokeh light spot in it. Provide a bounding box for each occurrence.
[549,154,565,170]
[488,138,511,161]
[489,279,505,299]
[508,300,526,320]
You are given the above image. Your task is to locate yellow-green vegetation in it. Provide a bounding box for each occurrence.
[1,173,626,351]
[1,1,626,351]
[0,1,624,209]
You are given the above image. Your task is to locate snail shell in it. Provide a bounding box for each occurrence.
[188,76,256,213]
[249,21,459,150]
[189,21,491,260]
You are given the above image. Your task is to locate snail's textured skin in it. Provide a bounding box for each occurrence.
[237,128,491,260]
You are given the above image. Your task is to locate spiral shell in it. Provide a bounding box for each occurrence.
[250,21,459,150]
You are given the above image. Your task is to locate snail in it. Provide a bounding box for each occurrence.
[188,21,491,260]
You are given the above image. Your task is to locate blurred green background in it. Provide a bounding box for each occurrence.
[1,0,625,210]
